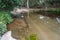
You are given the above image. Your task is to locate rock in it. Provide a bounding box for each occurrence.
[1,31,17,40]
[56,17,60,23]
[39,15,45,19]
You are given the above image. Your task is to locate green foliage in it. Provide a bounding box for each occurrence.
[0,0,60,10]
[29,0,39,7]
[0,0,42,9]
[47,8,60,14]
[0,22,7,36]
[25,34,37,40]
[39,8,60,15]
[0,11,13,36]
[0,0,24,11]
[30,34,37,40]
[0,12,13,24]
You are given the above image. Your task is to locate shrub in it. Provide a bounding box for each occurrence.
[0,11,13,36]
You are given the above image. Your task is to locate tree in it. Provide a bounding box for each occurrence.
[29,0,39,7]
[0,0,25,11]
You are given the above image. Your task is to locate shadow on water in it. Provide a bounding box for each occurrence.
[37,11,60,18]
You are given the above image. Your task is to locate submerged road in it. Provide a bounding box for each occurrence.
[7,13,60,40]
[28,13,60,40]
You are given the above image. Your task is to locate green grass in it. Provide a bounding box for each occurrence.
[30,34,37,40]
[25,34,37,40]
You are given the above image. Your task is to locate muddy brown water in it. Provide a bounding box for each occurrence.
[7,13,60,40]
[7,18,29,40]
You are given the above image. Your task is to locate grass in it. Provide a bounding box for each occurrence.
[25,34,37,40]
[30,34,37,40]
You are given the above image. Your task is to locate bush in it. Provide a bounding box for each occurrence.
[0,0,23,11]
[25,34,37,40]
[0,11,13,36]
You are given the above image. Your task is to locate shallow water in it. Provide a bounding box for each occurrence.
[7,13,60,40]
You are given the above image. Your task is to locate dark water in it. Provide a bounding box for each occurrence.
[37,11,60,17]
